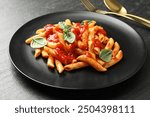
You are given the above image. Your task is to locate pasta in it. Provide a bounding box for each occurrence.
[64,62,88,71]
[25,19,123,73]
[47,55,54,68]
[34,48,41,58]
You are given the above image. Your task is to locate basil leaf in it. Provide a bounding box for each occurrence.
[30,37,47,48]
[99,49,112,62]
[59,22,71,32]
[59,21,75,43]
[64,32,76,43]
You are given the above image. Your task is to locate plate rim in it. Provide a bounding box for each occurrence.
[9,11,147,90]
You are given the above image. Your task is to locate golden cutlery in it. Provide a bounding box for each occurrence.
[80,0,134,21]
[104,0,150,27]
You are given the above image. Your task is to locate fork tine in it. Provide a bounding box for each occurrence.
[80,0,91,11]
[80,0,96,12]
[85,0,96,10]
[82,0,96,10]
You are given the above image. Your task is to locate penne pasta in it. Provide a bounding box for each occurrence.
[64,62,88,71]
[47,42,59,49]
[105,38,114,50]
[47,55,54,68]
[81,30,89,49]
[98,33,104,41]
[112,42,120,57]
[41,50,49,58]
[97,59,105,66]
[48,48,56,57]
[38,32,46,37]
[88,21,96,28]
[88,40,94,52]
[77,55,107,72]
[65,19,72,26]
[77,40,82,49]
[25,37,32,44]
[75,48,86,55]
[34,48,41,58]
[86,51,96,59]
[43,46,50,53]
[36,28,45,34]
[55,59,64,73]
[88,28,95,41]
[57,33,66,46]
[93,47,100,55]
[104,50,123,68]
[101,36,109,44]
[72,59,77,63]
[43,46,56,57]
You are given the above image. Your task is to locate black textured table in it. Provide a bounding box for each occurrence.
[0,0,150,100]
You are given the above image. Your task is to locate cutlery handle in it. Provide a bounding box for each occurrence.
[126,14,150,28]
[96,10,134,20]
[96,10,150,28]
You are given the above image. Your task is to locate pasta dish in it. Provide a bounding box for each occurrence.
[25,19,123,73]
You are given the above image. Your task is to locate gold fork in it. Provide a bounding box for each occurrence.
[80,0,134,21]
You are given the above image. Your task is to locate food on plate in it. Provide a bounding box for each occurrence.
[25,19,123,73]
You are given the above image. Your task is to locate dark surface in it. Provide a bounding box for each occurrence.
[9,11,146,89]
[0,0,150,99]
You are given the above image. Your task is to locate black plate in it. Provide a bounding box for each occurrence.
[9,11,146,89]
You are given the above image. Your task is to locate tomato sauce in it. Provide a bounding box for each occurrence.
[47,33,59,42]
[55,43,76,65]
[80,22,88,34]
[44,24,62,41]
[71,22,88,40]
[44,24,53,38]
[86,52,93,58]
[75,22,81,27]
[54,25,63,33]
[93,39,105,49]
[71,28,80,40]
[93,39,101,48]
[98,28,107,35]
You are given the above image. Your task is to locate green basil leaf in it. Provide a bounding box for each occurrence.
[30,37,47,48]
[59,21,75,43]
[99,49,112,62]
[59,22,71,32]
[64,32,76,43]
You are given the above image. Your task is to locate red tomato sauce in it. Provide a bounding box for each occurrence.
[44,24,62,41]
[86,52,93,58]
[71,28,80,40]
[93,39,105,49]
[71,22,88,40]
[44,24,53,38]
[47,33,59,43]
[93,39,101,48]
[80,22,88,34]
[98,28,107,35]
[55,43,77,65]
